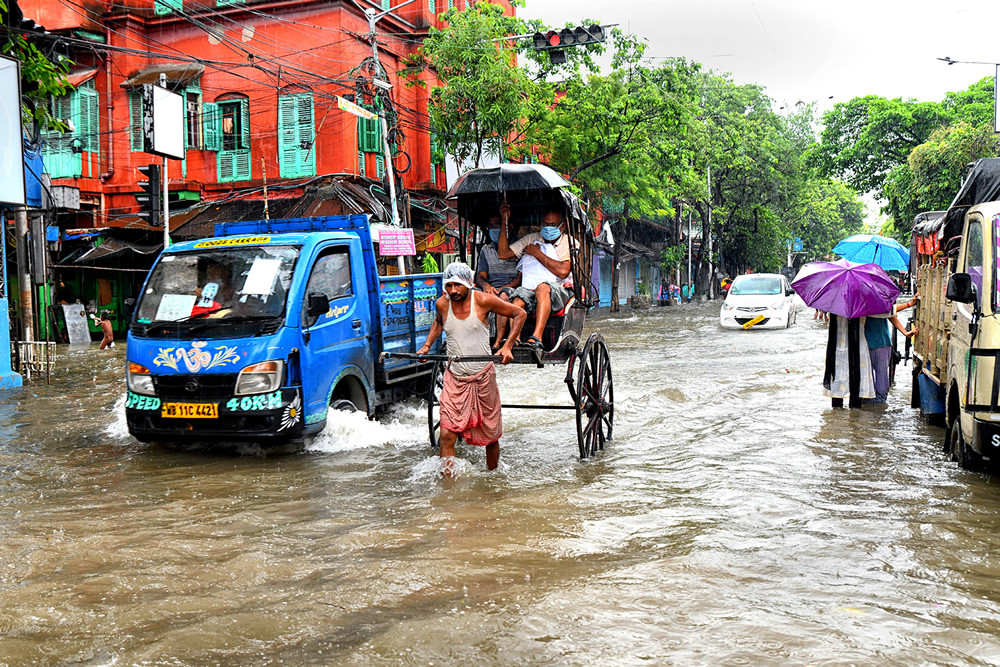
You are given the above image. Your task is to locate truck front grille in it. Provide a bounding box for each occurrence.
[152,374,238,400]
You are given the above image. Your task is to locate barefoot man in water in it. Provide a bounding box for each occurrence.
[418,262,526,472]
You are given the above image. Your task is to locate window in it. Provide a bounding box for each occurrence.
[42,81,99,179]
[381,0,390,9]
[277,92,316,179]
[302,248,353,327]
[966,218,984,299]
[216,97,251,182]
[358,112,381,154]
[428,0,435,12]
[154,0,182,14]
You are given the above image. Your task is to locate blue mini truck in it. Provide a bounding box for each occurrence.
[125,215,442,441]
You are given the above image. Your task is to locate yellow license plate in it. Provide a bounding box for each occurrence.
[743,314,766,329]
[161,402,219,419]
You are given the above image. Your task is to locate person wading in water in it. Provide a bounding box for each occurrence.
[418,262,526,473]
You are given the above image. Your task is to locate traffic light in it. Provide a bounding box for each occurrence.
[531,24,606,64]
[136,164,162,227]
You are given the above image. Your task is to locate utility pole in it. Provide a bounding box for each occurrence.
[687,209,692,299]
[707,165,714,299]
[14,207,32,342]
[364,1,414,275]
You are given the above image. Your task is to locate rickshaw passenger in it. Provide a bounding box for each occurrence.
[497,204,574,350]
[476,214,521,347]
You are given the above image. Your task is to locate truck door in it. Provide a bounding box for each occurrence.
[299,243,373,419]
[952,214,985,415]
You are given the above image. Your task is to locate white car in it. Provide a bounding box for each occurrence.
[719,273,797,330]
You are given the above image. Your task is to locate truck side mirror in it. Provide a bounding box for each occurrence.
[946,273,977,305]
[306,292,330,317]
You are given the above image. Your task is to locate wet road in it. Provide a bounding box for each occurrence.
[4,302,1000,664]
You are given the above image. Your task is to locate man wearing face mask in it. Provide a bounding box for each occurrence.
[417,262,526,473]
[497,204,574,351]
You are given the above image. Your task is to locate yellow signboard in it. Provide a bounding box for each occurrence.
[193,236,271,248]
[742,314,766,329]
[337,96,378,120]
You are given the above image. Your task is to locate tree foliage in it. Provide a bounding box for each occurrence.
[1,0,73,132]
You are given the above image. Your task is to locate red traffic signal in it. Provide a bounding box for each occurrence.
[532,25,606,51]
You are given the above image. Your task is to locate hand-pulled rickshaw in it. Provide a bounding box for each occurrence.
[388,164,613,460]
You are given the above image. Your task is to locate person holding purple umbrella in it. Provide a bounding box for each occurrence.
[824,314,875,407]
[863,295,920,404]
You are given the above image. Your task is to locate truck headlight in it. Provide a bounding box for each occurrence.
[235,360,284,395]
[127,361,155,395]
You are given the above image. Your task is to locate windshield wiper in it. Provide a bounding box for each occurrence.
[186,314,283,334]
[140,307,224,335]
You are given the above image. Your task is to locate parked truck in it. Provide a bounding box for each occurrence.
[125,215,442,442]
[911,158,1000,468]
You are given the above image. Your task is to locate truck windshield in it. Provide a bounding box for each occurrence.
[133,245,299,338]
[730,277,782,296]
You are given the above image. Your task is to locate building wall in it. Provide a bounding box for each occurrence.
[24,0,516,230]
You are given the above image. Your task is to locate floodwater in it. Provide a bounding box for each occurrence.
[3,302,1000,665]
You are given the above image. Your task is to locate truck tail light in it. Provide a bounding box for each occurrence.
[235,360,284,395]
[127,362,155,395]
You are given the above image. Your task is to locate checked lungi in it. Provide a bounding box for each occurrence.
[439,363,502,446]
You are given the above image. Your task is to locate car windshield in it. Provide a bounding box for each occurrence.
[730,277,782,296]
[134,245,299,336]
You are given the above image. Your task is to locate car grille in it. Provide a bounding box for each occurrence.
[735,317,770,326]
[736,306,768,312]
[152,374,238,400]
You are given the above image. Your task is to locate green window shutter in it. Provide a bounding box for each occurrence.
[296,94,316,177]
[218,151,235,182]
[233,151,250,181]
[153,0,182,14]
[240,98,250,151]
[358,150,365,176]
[375,153,385,178]
[358,113,381,153]
[428,0,434,13]
[381,0,390,8]
[202,101,220,151]
[216,0,245,5]
[277,95,298,178]
[42,93,82,178]
[79,87,99,153]
[129,92,144,152]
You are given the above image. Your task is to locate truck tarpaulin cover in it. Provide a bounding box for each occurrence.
[943,158,1000,245]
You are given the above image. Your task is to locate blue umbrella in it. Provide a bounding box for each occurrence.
[832,234,910,272]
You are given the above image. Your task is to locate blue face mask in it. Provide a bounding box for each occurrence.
[540,226,561,241]
[489,229,501,243]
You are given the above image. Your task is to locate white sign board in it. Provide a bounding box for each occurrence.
[0,55,26,207]
[143,84,185,160]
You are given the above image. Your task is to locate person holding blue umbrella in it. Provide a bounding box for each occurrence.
[832,234,910,272]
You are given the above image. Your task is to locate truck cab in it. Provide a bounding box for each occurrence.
[125,215,442,442]
[944,202,1000,466]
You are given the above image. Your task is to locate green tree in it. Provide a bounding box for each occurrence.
[813,95,949,195]
[790,178,865,263]
[884,120,998,237]
[1,0,73,131]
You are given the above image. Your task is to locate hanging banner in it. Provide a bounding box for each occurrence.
[337,96,378,120]
[379,229,416,256]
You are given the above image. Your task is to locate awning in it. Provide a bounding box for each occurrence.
[67,67,98,87]
[122,63,205,88]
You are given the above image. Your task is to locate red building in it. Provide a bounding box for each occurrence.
[18,0,514,337]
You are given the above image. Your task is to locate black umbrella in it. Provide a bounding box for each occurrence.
[445,163,571,199]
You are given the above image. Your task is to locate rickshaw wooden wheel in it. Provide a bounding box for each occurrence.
[427,361,444,449]
[574,333,614,460]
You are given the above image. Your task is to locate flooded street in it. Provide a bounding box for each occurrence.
[5,302,1000,664]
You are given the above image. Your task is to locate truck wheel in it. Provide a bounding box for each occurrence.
[331,399,357,413]
[948,420,982,471]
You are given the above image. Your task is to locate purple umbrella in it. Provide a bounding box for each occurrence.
[791,259,900,319]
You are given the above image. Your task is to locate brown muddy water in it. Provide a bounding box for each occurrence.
[2,302,1000,665]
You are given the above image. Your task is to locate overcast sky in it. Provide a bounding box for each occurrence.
[521,0,1000,115]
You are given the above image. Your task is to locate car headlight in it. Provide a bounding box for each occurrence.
[235,360,284,395]
[127,361,155,395]
[723,304,734,311]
